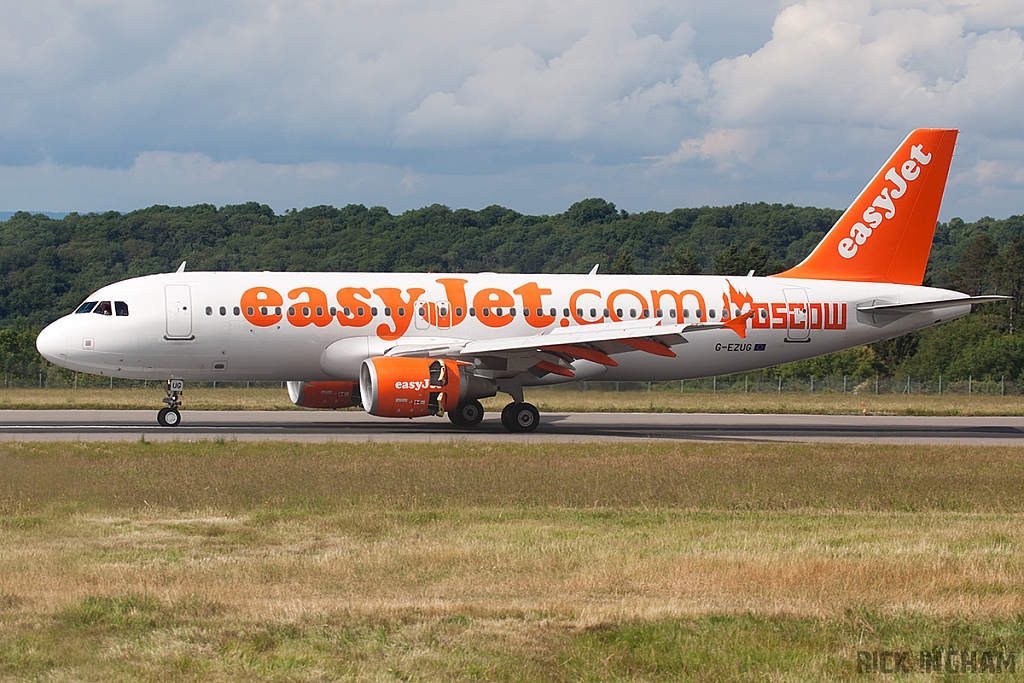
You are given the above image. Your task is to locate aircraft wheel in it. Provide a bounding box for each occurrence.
[157,408,181,427]
[500,403,515,431]
[448,399,484,427]
[503,402,540,433]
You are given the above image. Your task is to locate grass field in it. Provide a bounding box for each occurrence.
[4,385,1024,415]
[3,440,1024,680]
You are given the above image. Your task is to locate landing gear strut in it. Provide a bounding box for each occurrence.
[158,379,184,427]
[500,402,540,433]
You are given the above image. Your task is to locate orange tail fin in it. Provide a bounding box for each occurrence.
[774,128,958,285]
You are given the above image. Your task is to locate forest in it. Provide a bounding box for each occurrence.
[0,198,1021,382]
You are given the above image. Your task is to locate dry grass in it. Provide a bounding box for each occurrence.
[4,385,1024,415]
[0,386,297,411]
[4,441,1024,680]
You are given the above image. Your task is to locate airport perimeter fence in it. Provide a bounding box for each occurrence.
[572,375,1024,396]
[3,367,1024,396]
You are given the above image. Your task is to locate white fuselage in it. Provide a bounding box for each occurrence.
[36,271,970,384]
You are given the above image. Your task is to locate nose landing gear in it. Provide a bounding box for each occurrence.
[158,379,184,427]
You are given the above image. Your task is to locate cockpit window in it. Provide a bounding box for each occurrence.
[93,301,112,316]
[114,301,129,317]
[75,301,97,314]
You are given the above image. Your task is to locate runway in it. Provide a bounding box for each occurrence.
[1,409,1024,444]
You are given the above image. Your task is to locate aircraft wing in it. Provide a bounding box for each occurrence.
[384,313,752,377]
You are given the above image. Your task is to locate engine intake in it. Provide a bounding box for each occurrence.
[360,357,477,418]
[287,380,359,409]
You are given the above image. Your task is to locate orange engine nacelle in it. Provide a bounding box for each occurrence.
[359,357,463,418]
[287,380,360,409]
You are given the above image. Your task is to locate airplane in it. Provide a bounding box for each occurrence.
[35,128,1008,432]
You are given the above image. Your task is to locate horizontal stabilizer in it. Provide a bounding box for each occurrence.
[856,295,1010,315]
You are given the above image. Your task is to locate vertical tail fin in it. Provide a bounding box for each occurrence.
[774,128,958,285]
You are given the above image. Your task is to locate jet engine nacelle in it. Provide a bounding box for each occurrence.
[287,380,359,409]
[359,357,491,418]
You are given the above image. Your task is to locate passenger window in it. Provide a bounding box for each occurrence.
[76,301,97,314]
[219,307,226,316]
[709,309,716,319]
[114,301,129,316]
[93,301,112,316]
[455,307,463,317]
[206,306,213,316]
[234,307,240,316]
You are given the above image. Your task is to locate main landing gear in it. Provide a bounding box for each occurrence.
[500,402,540,433]
[157,379,184,427]
[446,398,540,432]
[448,399,485,427]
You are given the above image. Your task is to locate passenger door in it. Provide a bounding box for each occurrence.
[165,284,194,340]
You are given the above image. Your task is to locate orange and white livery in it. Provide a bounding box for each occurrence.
[36,129,1006,431]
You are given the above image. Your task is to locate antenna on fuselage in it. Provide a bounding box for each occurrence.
[589,264,599,275]
[175,261,186,273]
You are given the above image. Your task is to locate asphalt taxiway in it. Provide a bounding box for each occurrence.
[0,410,1023,445]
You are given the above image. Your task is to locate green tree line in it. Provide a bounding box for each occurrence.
[1,199,1021,381]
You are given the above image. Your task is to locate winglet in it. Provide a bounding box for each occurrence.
[774,129,958,285]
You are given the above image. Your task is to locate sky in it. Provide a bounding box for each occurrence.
[1,0,1022,221]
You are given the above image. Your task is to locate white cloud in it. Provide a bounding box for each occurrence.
[0,1,1023,220]
[396,22,705,149]
[954,159,1024,187]
[657,128,766,171]
[706,0,1024,135]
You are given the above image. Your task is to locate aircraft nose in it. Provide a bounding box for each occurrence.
[35,322,68,366]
